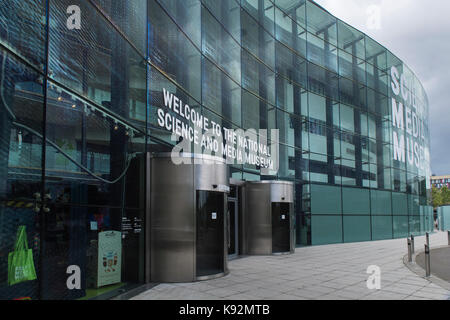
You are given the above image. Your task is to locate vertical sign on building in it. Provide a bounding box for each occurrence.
[390,65,430,179]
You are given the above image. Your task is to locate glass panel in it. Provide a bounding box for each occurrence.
[275,6,307,57]
[241,50,275,105]
[365,36,386,70]
[276,109,303,148]
[242,171,260,181]
[308,92,326,122]
[339,77,366,109]
[242,9,275,68]
[49,0,153,122]
[371,190,392,215]
[337,20,365,60]
[156,0,201,48]
[343,216,371,242]
[274,0,306,30]
[392,192,408,215]
[393,216,409,238]
[340,104,354,132]
[242,90,270,130]
[298,213,311,246]
[409,215,421,236]
[311,215,342,245]
[0,49,43,300]
[202,6,241,83]
[42,80,146,299]
[0,0,46,69]
[309,125,326,155]
[371,216,393,240]
[231,169,243,180]
[278,144,296,180]
[342,187,370,215]
[306,1,337,46]
[202,58,241,126]
[92,0,147,54]
[148,0,201,101]
[307,32,338,73]
[310,184,342,214]
[408,194,420,216]
[241,0,275,35]
[202,0,240,42]
[307,62,338,100]
[275,42,307,88]
[338,49,366,84]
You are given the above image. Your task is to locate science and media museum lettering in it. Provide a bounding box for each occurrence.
[0,0,433,300]
[391,66,430,171]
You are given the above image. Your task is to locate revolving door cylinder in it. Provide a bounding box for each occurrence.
[149,153,229,283]
[245,181,295,255]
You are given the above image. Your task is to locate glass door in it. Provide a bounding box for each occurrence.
[227,200,238,258]
[272,203,291,253]
[196,191,225,278]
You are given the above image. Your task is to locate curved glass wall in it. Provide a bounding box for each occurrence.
[0,0,432,299]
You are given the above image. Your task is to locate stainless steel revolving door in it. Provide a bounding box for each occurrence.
[149,153,229,283]
[245,181,295,255]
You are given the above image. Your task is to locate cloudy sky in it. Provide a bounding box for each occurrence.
[314,0,450,176]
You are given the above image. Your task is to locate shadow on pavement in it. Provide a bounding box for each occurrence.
[416,247,450,282]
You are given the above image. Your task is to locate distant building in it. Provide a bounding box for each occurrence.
[431,175,450,189]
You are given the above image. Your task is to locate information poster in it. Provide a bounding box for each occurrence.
[97,231,122,287]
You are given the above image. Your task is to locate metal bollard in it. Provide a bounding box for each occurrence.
[410,234,415,254]
[425,244,431,277]
[448,231,450,246]
[407,238,412,263]
[426,232,430,247]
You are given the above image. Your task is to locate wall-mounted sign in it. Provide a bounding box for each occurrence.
[122,217,143,238]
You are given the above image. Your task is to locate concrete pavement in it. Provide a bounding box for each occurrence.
[132,231,450,300]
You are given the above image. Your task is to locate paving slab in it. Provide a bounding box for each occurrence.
[131,232,450,300]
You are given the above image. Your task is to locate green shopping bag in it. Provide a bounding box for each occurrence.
[8,226,37,286]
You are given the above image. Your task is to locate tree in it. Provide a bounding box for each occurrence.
[432,186,442,208]
[441,186,450,205]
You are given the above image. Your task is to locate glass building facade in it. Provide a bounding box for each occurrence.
[0,0,432,299]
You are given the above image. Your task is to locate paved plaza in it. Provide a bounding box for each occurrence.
[132,232,450,300]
